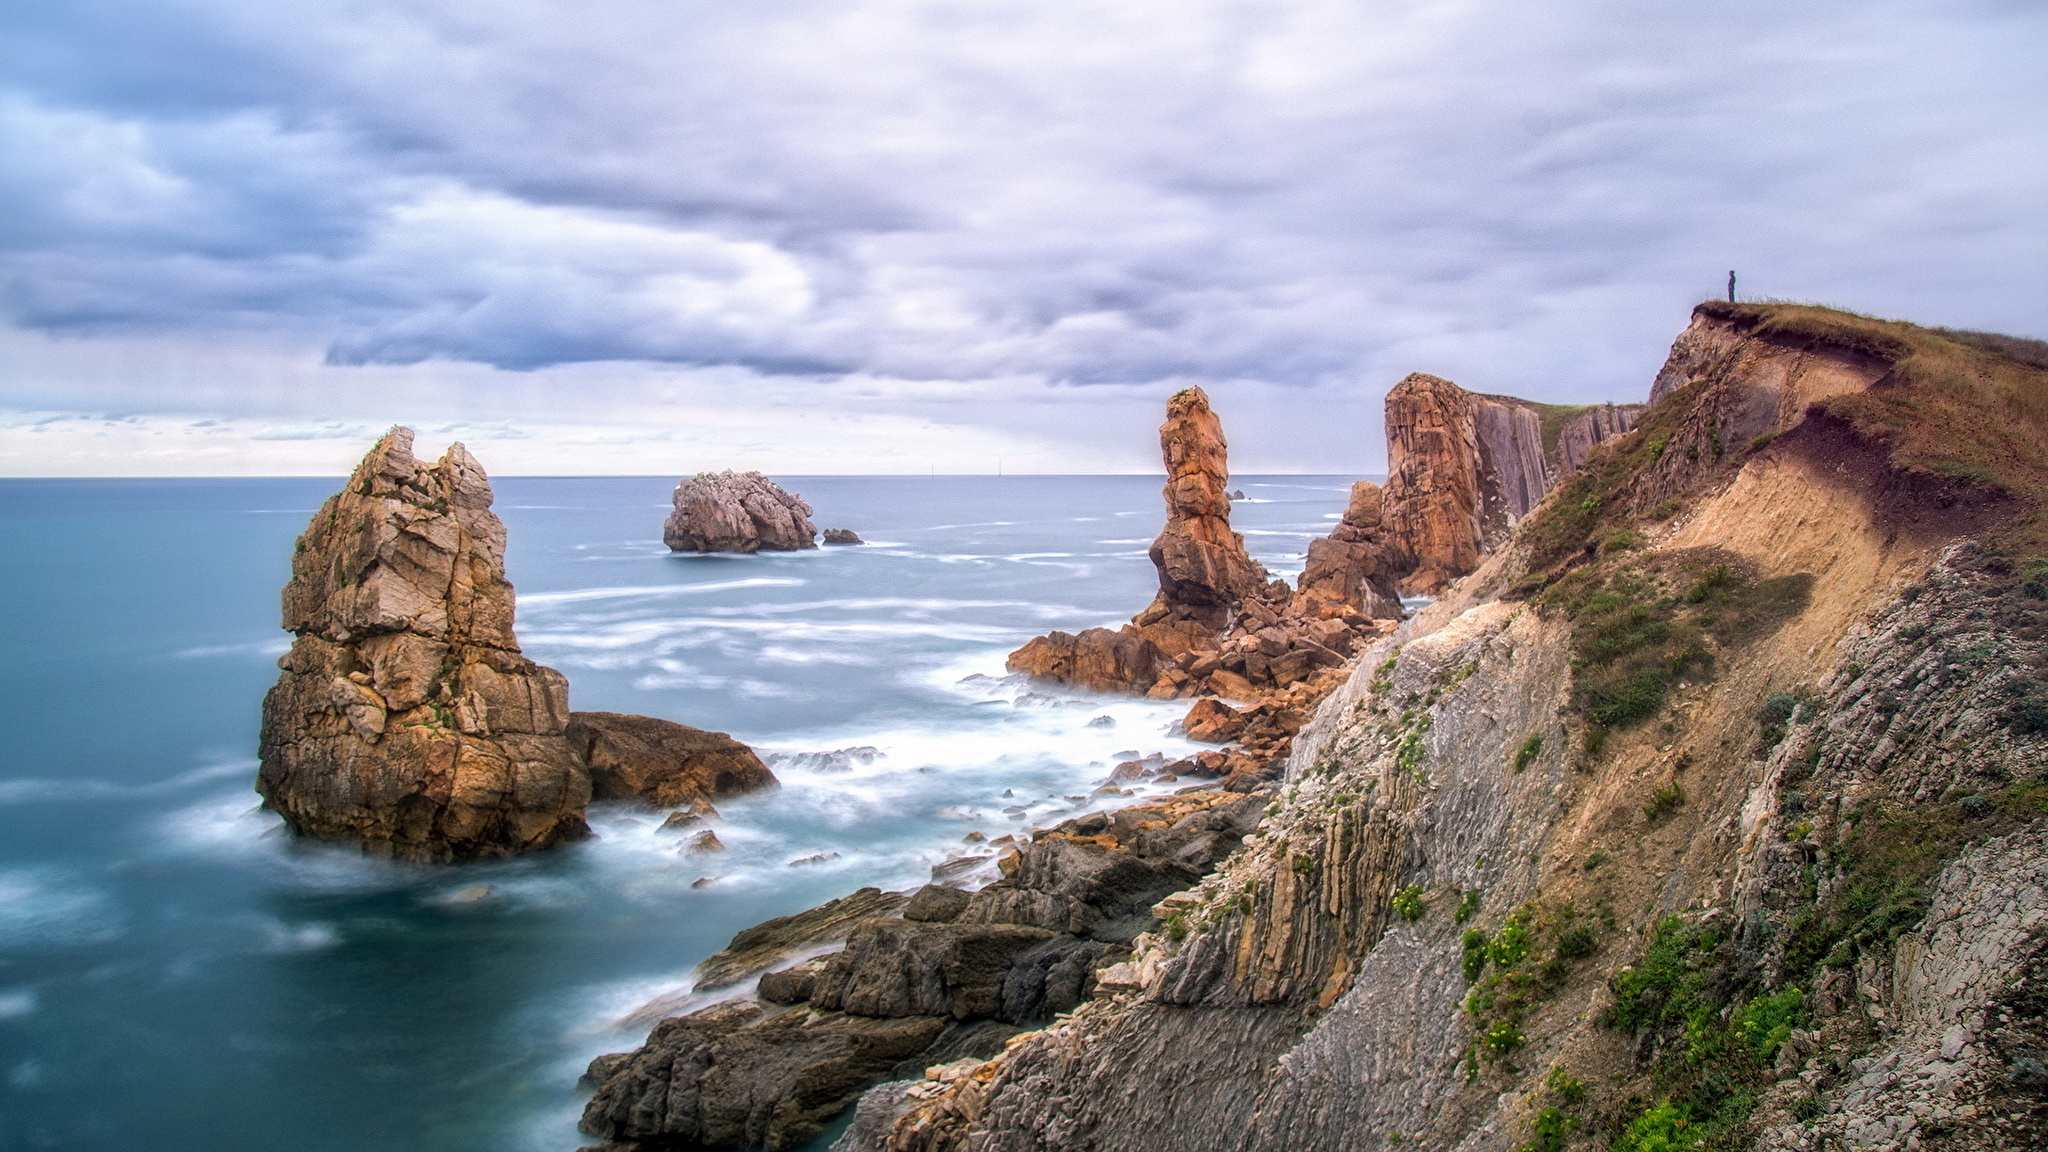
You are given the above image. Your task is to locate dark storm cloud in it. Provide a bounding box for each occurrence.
[1,0,2042,392]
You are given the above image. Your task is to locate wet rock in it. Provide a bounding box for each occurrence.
[809,921,1061,1020]
[578,1002,947,1152]
[566,711,776,808]
[692,887,911,991]
[664,471,818,553]
[256,427,590,863]
[1005,627,1162,695]
[822,528,865,545]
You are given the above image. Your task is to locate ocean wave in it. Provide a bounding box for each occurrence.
[0,988,35,1019]
[0,761,250,806]
[0,868,121,948]
[168,638,292,661]
[518,577,805,606]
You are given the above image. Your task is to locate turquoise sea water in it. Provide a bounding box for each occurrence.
[0,474,1360,1152]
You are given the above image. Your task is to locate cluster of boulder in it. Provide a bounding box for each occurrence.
[577,787,1270,1152]
[256,428,776,863]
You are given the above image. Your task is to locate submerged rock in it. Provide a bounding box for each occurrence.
[256,427,591,863]
[664,471,818,553]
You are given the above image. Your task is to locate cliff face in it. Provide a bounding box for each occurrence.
[1293,480,1403,618]
[257,428,591,861]
[258,430,777,863]
[857,305,2048,1152]
[1380,373,1644,595]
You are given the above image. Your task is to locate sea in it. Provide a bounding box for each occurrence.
[0,473,1365,1152]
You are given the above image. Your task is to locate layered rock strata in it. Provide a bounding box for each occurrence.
[837,305,2048,1152]
[577,788,1270,1152]
[1380,373,1644,595]
[665,471,818,553]
[258,429,775,863]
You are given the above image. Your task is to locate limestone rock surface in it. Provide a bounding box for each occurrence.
[665,471,817,553]
[256,427,591,862]
[565,711,776,809]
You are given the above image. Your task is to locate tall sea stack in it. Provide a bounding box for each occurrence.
[257,429,778,862]
[256,428,591,861]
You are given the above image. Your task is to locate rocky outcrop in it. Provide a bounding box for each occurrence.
[258,430,777,863]
[665,471,818,553]
[256,428,591,862]
[1379,373,1643,595]
[579,788,1270,1152]
[856,305,2048,1152]
[1138,387,1268,650]
[565,712,776,809]
[1293,480,1404,618]
[823,528,865,545]
[1003,628,1163,696]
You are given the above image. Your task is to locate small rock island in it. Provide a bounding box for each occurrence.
[256,428,776,863]
[665,470,819,553]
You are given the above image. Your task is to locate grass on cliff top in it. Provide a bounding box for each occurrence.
[1706,301,2048,555]
[1515,301,2048,579]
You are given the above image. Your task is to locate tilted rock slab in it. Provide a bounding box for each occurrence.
[665,470,818,553]
[257,427,591,862]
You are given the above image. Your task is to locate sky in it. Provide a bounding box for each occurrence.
[1,0,2042,476]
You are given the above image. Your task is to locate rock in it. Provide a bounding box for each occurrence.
[256,427,591,863]
[692,887,911,991]
[1294,481,1405,619]
[1379,373,1641,595]
[905,884,975,923]
[1137,387,1269,650]
[808,921,1061,1020]
[578,1002,948,1152]
[1005,628,1162,694]
[758,954,836,1005]
[687,830,725,853]
[822,528,865,545]
[565,711,776,808]
[663,470,818,553]
[1183,698,1247,743]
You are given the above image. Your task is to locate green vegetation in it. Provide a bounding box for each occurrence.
[1642,782,1685,822]
[1537,550,1812,739]
[1455,888,1482,923]
[1392,885,1427,922]
[1463,902,1602,1067]
[1512,733,1544,774]
[1396,715,1432,784]
[1582,849,1607,871]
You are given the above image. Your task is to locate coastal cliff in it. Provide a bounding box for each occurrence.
[845,304,2048,1152]
[1382,372,1644,595]
[258,429,775,862]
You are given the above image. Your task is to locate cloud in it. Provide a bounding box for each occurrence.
[0,0,2042,473]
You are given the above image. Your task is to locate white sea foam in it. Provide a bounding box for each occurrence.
[519,577,805,605]
[0,760,249,806]
[0,868,120,947]
[168,638,291,660]
[0,989,35,1019]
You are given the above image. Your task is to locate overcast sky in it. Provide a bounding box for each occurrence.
[2,0,2042,476]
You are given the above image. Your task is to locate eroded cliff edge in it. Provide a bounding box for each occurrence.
[855,304,2048,1152]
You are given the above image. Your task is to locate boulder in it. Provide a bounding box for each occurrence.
[664,471,818,553]
[565,711,776,808]
[1183,698,1247,743]
[1005,627,1161,694]
[822,528,865,545]
[256,427,590,863]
